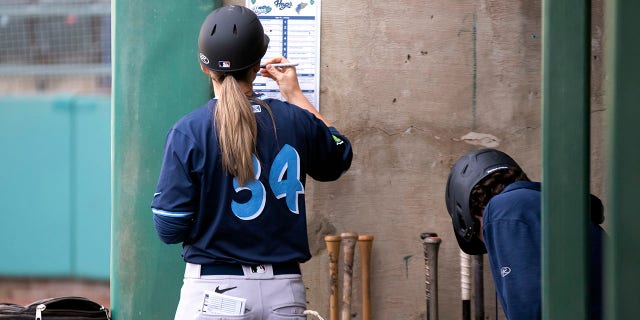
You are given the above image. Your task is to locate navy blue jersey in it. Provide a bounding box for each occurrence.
[483,181,542,319]
[483,181,604,320]
[151,98,352,266]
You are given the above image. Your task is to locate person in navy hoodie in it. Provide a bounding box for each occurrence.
[445,148,604,319]
[151,6,352,319]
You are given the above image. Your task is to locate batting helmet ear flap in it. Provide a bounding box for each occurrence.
[449,186,486,255]
[453,228,487,255]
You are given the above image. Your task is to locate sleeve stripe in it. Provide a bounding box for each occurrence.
[152,208,194,218]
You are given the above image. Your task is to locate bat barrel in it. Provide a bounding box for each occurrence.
[358,235,374,320]
[325,235,342,320]
[340,232,358,320]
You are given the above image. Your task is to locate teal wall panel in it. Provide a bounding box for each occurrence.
[0,96,110,279]
[0,97,73,276]
[72,97,112,279]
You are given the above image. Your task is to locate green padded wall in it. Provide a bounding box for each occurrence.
[541,0,591,318]
[111,1,220,319]
[605,0,640,318]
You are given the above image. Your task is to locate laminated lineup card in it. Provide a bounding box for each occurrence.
[247,0,321,110]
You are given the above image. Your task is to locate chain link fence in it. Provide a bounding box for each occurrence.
[0,0,111,94]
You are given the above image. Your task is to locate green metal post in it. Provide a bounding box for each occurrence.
[111,1,221,319]
[541,0,590,319]
[605,1,640,319]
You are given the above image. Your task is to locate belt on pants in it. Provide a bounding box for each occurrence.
[200,262,301,276]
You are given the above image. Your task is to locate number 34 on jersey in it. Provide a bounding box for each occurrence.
[231,144,304,220]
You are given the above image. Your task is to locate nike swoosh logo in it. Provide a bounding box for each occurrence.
[214,286,237,294]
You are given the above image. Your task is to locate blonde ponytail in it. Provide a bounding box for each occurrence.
[214,72,257,186]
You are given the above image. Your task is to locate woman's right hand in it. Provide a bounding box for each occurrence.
[259,56,331,126]
[259,56,303,101]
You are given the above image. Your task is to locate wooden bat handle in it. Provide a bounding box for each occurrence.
[340,232,358,320]
[324,235,342,320]
[358,235,374,320]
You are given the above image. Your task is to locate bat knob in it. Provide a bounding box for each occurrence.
[420,232,438,240]
[340,232,359,239]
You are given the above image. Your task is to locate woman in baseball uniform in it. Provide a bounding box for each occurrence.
[151,5,353,319]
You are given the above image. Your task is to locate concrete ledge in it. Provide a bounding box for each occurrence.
[0,277,109,308]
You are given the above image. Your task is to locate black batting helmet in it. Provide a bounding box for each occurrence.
[198,6,269,72]
[445,149,521,255]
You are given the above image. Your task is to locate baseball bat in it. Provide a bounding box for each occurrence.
[358,235,374,320]
[460,250,472,320]
[473,255,485,320]
[340,232,358,320]
[324,235,342,320]
[420,232,441,320]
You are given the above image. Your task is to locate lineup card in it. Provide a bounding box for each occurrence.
[247,0,321,110]
[201,291,246,315]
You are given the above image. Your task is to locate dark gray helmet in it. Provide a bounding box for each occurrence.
[445,149,521,255]
[198,6,269,72]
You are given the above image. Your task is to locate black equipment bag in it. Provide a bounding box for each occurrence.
[0,296,110,320]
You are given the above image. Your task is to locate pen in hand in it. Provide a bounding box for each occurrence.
[259,63,299,68]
